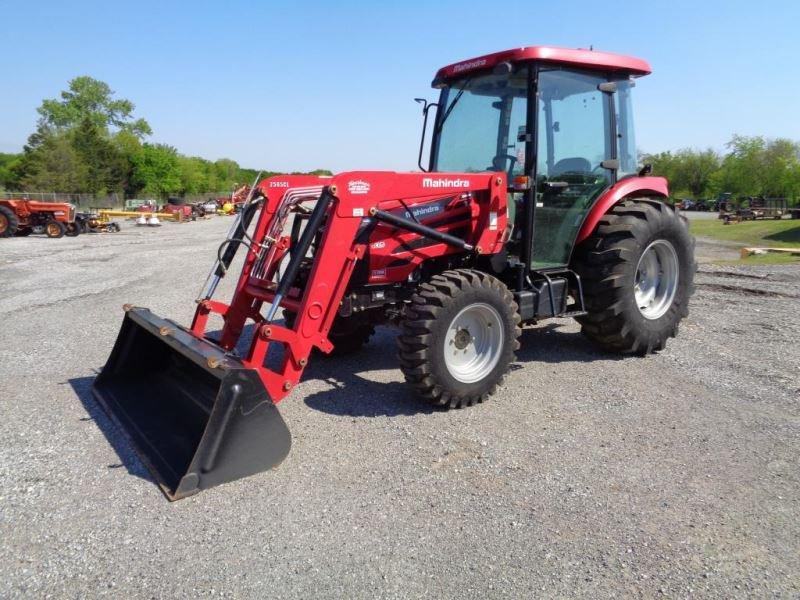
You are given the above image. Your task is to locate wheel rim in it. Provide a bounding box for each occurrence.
[443,303,504,383]
[47,223,59,236]
[0,215,7,234]
[634,239,679,320]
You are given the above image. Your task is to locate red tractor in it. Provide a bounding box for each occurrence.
[94,46,695,500]
[0,198,79,238]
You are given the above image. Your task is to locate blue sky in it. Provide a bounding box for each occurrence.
[1,0,798,172]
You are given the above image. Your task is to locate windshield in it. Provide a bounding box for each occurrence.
[432,68,528,175]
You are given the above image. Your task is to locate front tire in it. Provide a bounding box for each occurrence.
[572,199,695,355]
[398,269,521,408]
[45,220,66,238]
[65,222,81,237]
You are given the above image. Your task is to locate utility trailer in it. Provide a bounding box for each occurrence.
[720,196,788,222]
[94,46,696,500]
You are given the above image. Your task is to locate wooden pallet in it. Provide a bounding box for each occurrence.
[740,247,800,258]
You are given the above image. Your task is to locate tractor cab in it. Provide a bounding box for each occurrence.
[422,46,647,269]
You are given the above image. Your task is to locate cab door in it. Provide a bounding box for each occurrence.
[531,68,615,268]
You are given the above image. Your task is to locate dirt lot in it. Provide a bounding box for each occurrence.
[1,217,798,598]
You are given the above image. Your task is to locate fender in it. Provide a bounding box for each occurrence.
[576,176,669,244]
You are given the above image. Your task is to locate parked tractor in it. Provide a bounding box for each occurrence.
[0,198,79,238]
[94,46,696,500]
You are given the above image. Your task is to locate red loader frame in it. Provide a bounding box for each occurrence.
[190,172,508,403]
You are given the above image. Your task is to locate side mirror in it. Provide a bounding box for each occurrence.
[600,159,619,171]
[414,98,438,172]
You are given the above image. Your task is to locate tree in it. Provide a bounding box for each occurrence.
[113,130,143,196]
[712,135,767,196]
[760,138,800,198]
[10,75,330,195]
[129,144,182,196]
[643,149,720,198]
[70,117,128,195]
[177,156,211,194]
[37,76,151,138]
[707,136,800,200]
[17,134,88,192]
[677,149,720,198]
[213,159,240,187]
[0,153,21,190]
[644,151,681,188]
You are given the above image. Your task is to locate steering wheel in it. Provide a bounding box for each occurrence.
[489,153,518,175]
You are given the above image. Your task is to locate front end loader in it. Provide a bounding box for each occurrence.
[93,46,695,500]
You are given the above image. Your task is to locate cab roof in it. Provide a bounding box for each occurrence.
[434,46,651,84]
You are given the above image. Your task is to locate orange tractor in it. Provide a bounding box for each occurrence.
[0,199,80,238]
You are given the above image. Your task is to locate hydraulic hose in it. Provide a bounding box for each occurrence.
[264,188,334,322]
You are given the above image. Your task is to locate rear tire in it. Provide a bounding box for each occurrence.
[572,199,695,355]
[397,269,521,408]
[45,220,66,238]
[0,206,18,237]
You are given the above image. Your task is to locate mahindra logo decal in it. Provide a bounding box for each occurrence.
[452,59,487,73]
[405,205,441,219]
[422,178,470,189]
[348,180,370,195]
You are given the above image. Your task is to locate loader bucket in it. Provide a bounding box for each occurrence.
[92,307,291,500]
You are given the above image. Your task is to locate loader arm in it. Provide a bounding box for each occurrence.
[190,171,507,403]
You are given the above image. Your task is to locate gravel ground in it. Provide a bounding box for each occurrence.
[1,217,798,598]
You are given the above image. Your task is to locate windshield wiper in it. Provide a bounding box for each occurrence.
[434,77,473,134]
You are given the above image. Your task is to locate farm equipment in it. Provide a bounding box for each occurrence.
[98,209,182,223]
[748,197,787,219]
[94,46,695,500]
[215,185,251,215]
[76,212,121,233]
[162,197,201,220]
[0,198,78,238]
[719,196,788,223]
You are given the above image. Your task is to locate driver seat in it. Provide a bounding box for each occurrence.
[551,157,591,175]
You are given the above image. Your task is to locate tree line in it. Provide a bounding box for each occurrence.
[0,76,330,198]
[643,135,800,202]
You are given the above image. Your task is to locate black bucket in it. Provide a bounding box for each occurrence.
[93,307,291,500]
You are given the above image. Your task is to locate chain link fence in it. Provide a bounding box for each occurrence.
[0,190,233,209]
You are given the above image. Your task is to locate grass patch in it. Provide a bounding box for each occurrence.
[689,218,800,248]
